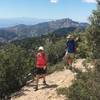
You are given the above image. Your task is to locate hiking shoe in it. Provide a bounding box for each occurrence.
[34,86,38,91]
[43,81,47,85]
[69,66,72,70]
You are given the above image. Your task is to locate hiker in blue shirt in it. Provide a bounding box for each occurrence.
[64,35,77,70]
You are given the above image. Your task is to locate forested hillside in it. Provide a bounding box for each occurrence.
[0,18,88,42]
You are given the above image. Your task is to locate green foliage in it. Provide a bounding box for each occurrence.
[13,37,45,50]
[57,69,100,100]
[45,38,66,65]
[87,0,100,59]
[0,35,66,98]
[47,61,65,74]
[0,20,87,99]
[53,27,77,36]
[0,30,17,41]
[0,44,33,99]
[57,1,100,100]
[76,33,90,58]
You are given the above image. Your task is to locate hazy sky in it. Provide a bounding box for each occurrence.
[0,0,96,22]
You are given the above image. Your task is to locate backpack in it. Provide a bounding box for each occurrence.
[36,52,47,68]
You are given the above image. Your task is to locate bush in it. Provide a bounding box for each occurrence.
[47,61,65,74]
[45,38,66,65]
[57,68,100,100]
[0,44,33,99]
[75,33,90,58]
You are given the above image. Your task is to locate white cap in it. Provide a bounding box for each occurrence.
[67,35,74,39]
[38,46,44,51]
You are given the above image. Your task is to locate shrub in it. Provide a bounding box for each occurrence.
[57,69,100,100]
[0,44,32,99]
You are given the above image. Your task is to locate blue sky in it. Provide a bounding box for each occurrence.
[0,0,96,22]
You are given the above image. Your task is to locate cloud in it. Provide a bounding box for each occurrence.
[82,0,96,3]
[50,0,59,3]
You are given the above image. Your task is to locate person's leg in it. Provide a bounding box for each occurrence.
[35,75,39,91]
[42,68,47,85]
[66,54,71,69]
[67,54,73,70]
[67,58,72,70]
[67,57,70,65]
[35,68,41,91]
[68,54,75,71]
[68,57,73,66]
[67,54,72,65]
[65,52,68,65]
[42,74,46,84]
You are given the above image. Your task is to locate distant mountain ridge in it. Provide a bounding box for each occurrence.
[0,18,51,28]
[0,18,89,42]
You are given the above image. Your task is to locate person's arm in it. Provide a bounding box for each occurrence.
[65,41,68,51]
[35,53,39,67]
[44,53,48,69]
[63,41,68,59]
[45,54,48,66]
[75,37,79,42]
[35,54,37,67]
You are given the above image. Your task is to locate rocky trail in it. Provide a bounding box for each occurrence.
[11,59,90,100]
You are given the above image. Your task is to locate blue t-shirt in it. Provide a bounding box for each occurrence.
[66,40,76,53]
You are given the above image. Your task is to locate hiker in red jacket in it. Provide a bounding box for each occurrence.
[35,46,47,91]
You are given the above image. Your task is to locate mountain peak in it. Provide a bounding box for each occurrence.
[0,18,88,42]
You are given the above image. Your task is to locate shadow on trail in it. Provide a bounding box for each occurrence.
[41,84,58,90]
[11,80,35,98]
[12,88,30,99]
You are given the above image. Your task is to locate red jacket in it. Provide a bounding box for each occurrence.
[36,52,47,68]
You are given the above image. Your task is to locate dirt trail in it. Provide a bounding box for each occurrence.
[11,70,75,100]
[11,59,87,100]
